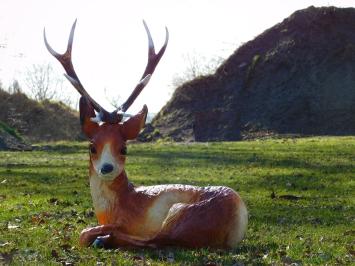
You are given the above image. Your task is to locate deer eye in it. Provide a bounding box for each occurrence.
[89,144,97,154]
[121,146,127,155]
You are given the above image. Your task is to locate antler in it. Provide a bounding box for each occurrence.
[44,20,118,123]
[44,20,169,123]
[117,20,169,113]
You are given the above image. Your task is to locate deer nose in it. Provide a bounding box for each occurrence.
[100,163,114,175]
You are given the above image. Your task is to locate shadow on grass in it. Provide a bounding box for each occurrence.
[98,242,279,265]
[1,146,352,194]
[32,144,87,154]
[130,149,352,173]
[129,149,353,195]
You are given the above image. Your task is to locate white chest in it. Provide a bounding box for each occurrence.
[89,175,116,213]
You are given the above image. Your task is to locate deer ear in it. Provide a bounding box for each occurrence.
[79,97,99,139]
[121,105,148,140]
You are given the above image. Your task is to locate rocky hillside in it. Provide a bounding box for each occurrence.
[0,121,31,151]
[141,6,355,141]
[0,89,81,143]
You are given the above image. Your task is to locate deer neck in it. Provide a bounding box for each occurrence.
[89,169,134,221]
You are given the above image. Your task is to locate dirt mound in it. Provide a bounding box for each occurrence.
[0,89,81,142]
[0,131,31,151]
[0,121,31,150]
[141,6,355,141]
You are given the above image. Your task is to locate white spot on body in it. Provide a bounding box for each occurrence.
[161,202,188,227]
[142,193,178,236]
[137,187,198,236]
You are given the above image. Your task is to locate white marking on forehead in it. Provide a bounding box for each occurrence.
[101,143,115,165]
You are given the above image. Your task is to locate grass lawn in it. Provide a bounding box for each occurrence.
[0,137,354,265]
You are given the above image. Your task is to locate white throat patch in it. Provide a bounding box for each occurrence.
[89,175,116,213]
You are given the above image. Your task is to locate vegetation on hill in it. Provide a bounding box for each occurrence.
[142,6,355,141]
[0,121,22,141]
[0,137,354,264]
[0,89,81,144]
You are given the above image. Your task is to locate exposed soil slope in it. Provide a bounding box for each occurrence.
[142,6,355,141]
[0,121,31,150]
[0,89,81,142]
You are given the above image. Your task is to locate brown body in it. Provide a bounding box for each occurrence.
[44,21,247,249]
[84,172,247,248]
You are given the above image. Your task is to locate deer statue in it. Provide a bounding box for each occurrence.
[44,20,248,249]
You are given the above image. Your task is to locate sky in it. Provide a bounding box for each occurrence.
[1,0,355,113]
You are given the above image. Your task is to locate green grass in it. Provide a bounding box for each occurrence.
[0,137,354,265]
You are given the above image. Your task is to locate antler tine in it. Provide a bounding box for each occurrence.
[118,20,169,113]
[44,20,118,123]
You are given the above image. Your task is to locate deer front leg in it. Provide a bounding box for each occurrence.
[79,224,120,247]
[79,224,156,248]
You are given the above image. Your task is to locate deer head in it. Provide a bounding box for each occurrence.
[44,20,168,179]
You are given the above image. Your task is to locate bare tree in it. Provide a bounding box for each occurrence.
[8,79,22,94]
[24,63,78,108]
[104,87,122,109]
[25,63,61,101]
[172,52,224,88]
